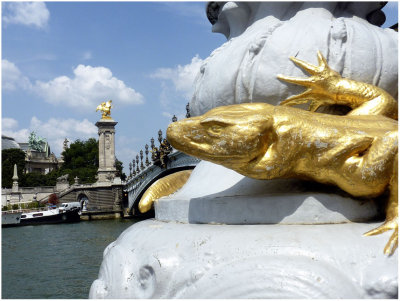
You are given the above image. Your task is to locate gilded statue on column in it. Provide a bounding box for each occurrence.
[96,100,113,119]
[167,52,398,255]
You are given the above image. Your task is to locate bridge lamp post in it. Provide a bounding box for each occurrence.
[132,159,136,176]
[145,144,150,166]
[158,129,163,144]
[140,150,145,170]
[129,162,132,177]
[186,102,191,118]
[150,137,155,149]
[136,155,140,173]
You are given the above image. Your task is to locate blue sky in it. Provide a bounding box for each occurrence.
[2,1,398,175]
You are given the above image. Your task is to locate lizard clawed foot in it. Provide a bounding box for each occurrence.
[278,51,342,112]
[364,218,398,255]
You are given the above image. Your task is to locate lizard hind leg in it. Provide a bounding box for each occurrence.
[277,51,340,111]
[279,87,335,112]
[364,155,398,255]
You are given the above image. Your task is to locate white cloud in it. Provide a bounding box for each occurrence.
[33,64,144,109]
[162,112,173,119]
[3,59,144,111]
[30,116,97,140]
[151,55,203,119]
[151,55,204,100]
[160,3,210,27]
[2,116,98,156]
[2,59,32,91]
[1,117,30,143]
[2,117,19,130]
[3,2,50,29]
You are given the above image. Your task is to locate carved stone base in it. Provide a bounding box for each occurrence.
[90,162,397,299]
[155,161,380,225]
[89,219,397,298]
[97,170,117,183]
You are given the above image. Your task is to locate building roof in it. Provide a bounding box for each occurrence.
[2,135,21,150]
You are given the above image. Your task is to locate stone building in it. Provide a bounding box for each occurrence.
[2,134,62,174]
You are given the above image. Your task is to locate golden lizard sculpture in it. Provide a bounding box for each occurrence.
[167,52,398,255]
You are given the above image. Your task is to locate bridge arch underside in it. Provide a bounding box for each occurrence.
[77,193,89,210]
[128,166,195,216]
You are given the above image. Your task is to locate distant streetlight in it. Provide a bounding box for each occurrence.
[186,102,191,118]
[158,129,163,143]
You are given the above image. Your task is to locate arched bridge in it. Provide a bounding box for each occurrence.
[124,150,200,216]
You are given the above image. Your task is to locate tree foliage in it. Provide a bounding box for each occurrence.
[60,138,126,184]
[60,138,99,184]
[116,159,126,181]
[23,172,48,187]
[2,149,26,188]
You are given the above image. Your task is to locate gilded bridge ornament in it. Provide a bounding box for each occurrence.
[167,52,398,255]
[96,100,113,119]
[138,170,192,213]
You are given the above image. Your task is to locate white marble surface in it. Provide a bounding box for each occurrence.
[90,219,397,299]
[191,3,397,116]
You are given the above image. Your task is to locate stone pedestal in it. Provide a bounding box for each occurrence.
[89,163,397,299]
[90,220,397,299]
[96,118,118,183]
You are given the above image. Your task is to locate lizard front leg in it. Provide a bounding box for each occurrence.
[277,51,397,119]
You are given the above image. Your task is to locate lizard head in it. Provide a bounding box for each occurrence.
[167,103,274,169]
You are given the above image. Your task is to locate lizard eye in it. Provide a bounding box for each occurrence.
[200,118,231,137]
[208,124,223,136]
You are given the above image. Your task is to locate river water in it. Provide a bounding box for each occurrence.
[2,219,138,299]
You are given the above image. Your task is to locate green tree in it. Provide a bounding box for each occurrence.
[60,138,99,184]
[60,138,126,183]
[22,172,48,187]
[116,159,127,181]
[44,169,61,186]
[1,148,26,188]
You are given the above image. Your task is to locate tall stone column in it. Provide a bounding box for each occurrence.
[11,164,19,193]
[95,118,118,183]
[10,164,21,203]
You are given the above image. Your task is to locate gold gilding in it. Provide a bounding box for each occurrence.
[138,170,192,213]
[96,100,113,119]
[167,52,398,255]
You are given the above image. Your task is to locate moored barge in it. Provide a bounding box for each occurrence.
[2,205,80,227]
